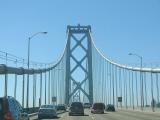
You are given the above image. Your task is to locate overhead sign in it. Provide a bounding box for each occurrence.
[118,97,122,102]
[52,97,57,102]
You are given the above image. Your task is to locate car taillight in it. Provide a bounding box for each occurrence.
[4,112,13,120]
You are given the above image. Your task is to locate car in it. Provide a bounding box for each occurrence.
[105,104,115,112]
[0,96,29,120]
[57,104,66,111]
[83,103,92,108]
[91,102,105,114]
[69,102,84,116]
[38,104,57,119]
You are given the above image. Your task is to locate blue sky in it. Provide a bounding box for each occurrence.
[0,0,160,67]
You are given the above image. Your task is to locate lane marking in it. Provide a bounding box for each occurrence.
[91,114,96,120]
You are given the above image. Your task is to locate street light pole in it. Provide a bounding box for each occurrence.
[26,32,47,108]
[129,53,144,111]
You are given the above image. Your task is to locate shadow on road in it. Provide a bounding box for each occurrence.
[31,116,61,120]
[84,114,89,116]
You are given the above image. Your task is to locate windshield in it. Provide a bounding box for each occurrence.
[41,105,55,109]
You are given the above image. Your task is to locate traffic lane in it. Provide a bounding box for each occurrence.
[29,111,66,120]
[115,110,160,120]
[60,109,93,120]
[29,109,95,120]
[30,109,160,120]
[61,113,93,120]
[91,110,160,120]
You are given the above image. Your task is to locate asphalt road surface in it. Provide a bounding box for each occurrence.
[30,109,160,120]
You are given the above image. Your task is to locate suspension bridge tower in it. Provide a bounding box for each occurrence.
[65,24,93,105]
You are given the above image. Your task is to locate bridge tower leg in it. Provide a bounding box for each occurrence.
[65,24,93,105]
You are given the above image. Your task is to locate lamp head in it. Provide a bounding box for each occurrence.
[43,32,48,34]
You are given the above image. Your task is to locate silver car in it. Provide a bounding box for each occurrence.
[38,104,57,119]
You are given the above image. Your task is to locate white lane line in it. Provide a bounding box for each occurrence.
[91,115,96,120]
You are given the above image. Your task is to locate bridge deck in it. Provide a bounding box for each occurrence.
[30,109,160,120]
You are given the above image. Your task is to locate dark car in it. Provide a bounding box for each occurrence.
[57,104,66,111]
[83,103,92,108]
[69,102,84,116]
[105,104,115,112]
[91,102,105,114]
[0,96,29,120]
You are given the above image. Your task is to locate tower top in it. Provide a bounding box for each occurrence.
[67,24,91,33]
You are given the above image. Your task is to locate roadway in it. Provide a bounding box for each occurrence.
[30,109,160,120]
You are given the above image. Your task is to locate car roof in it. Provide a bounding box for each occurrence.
[107,104,114,106]
[93,102,104,105]
[71,102,82,104]
[40,104,56,108]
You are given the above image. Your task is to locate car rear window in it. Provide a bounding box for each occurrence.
[71,102,83,108]
[39,108,54,113]
[71,102,82,107]
[58,106,65,109]
[41,105,55,109]
[93,103,104,109]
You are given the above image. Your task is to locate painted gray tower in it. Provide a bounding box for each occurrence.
[65,24,93,105]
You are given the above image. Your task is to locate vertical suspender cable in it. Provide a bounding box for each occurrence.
[140,70,142,111]
[135,71,138,108]
[51,69,54,104]
[4,53,8,96]
[33,74,35,108]
[100,58,102,102]
[35,73,37,107]
[115,66,118,108]
[112,64,115,106]
[132,70,134,110]
[40,72,42,107]
[102,59,104,102]
[44,68,47,105]
[104,61,107,105]
[107,62,109,104]
[151,72,154,112]
[14,59,17,99]
[48,70,51,104]
[144,72,148,107]
[109,63,112,104]
[129,70,131,107]
[123,68,125,108]
[119,68,122,108]
[125,69,128,109]
[156,73,159,107]
[22,59,25,108]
